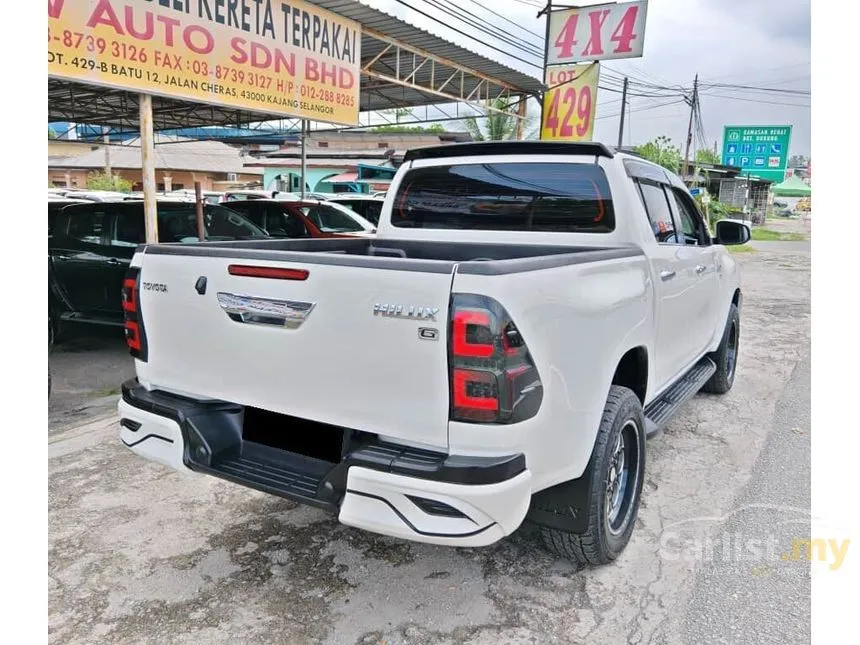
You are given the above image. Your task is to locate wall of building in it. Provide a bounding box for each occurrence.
[262,167,346,192]
[48,168,261,191]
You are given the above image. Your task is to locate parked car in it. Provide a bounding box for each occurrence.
[325,194,386,226]
[224,199,376,237]
[49,200,268,339]
[222,189,299,202]
[118,141,748,566]
[70,190,131,202]
[48,198,89,237]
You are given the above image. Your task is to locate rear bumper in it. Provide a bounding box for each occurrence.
[118,379,531,547]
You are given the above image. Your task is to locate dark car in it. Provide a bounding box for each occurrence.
[325,195,385,226]
[49,200,268,338]
[224,199,374,237]
[48,199,89,238]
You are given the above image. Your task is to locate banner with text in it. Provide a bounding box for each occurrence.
[540,63,599,141]
[547,0,648,65]
[47,0,361,125]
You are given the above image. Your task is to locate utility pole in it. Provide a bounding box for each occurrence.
[103,125,111,182]
[617,77,628,149]
[682,73,698,182]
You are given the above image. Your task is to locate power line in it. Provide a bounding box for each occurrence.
[699,92,810,107]
[701,82,810,96]
[425,0,544,59]
[465,0,544,40]
[390,0,543,69]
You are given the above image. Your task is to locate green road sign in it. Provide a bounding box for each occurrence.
[721,125,792,182]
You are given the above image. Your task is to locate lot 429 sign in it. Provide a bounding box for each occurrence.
[541,63,598,141]
[547,0,648,64]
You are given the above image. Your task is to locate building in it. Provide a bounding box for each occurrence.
[48,135,262,191]
[245,130,473,193]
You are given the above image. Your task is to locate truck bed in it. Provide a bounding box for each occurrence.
[140,237,641,276]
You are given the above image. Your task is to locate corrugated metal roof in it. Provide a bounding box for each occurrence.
[305,0,544,95]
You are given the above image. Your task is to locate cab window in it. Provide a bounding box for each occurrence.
[636,181,679,244]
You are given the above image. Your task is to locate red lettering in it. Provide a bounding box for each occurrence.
[339,68,354,90]
[553,14,579,60]
[610,6,640,54]
[86,0,124,33]
[124,6,153,40]
[47,0,65,19]
[582,10,610,57]
[319,62,336,85]
[250,41,271,69]
[274,49,295,76]
[183,25,213,54]
[229,37,248,64]
[305,58,319,82]
[157,15,180,47]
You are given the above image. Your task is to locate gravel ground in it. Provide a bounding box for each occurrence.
[48,241,811,645]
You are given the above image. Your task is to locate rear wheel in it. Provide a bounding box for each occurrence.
[540,386,646,566]
[702,304,740,394]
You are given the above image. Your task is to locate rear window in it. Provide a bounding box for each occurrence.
[391,162,614,232]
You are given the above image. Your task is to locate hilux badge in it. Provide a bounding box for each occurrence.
[373,303,439,321]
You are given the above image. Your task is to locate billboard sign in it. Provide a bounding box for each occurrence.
[540,63,599,141]
[47,0,361,125]
[547,1,648,65]
[721,125,793,182]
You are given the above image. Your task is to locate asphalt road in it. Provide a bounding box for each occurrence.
[48,242,811,645]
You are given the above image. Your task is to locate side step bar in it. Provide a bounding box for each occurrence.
[644,356,717,438]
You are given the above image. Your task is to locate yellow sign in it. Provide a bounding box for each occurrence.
[47,0,361,125]
[540,63,599,141]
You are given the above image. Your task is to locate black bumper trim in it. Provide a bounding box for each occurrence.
[120,379,526,497]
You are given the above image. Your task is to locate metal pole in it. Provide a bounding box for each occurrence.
[538,1,552,140]
[139,94,158,243]
[617,77,628,149]
[682,74,698,182]
[103,126,111,182]
[300,119,307,199]
[515,94,528,140]
[195,181,205,242]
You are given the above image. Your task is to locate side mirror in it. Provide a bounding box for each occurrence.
[715,219,751,246]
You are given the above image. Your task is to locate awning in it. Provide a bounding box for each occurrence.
[324,172,359,183]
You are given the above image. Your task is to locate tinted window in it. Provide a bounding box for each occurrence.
[156,204,268,242]
[112,209,145,246]
[390,163,614,232]
[637,182,679,244]
[344,201,383,226]
[67,208,107,244]
[301,204,364,233]
[223,201,264,227]
[264,205,309,238]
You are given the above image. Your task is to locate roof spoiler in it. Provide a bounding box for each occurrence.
[403,141,615,162]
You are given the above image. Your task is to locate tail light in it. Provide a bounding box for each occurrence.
[448,294,542,424]
[122,267,148,361]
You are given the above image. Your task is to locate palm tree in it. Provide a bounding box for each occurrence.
[463,97,537,141]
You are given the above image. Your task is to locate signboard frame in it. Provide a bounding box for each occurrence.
[540,62,600,141]
[546,0,649,66]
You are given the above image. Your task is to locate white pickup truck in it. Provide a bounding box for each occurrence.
[118,142,749,566]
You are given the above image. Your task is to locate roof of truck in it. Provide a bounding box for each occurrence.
[403,141,616,162]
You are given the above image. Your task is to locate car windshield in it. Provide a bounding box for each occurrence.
[158,204,268,242]
[300,203,365,233]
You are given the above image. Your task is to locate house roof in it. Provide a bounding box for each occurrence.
[48,137,262,176]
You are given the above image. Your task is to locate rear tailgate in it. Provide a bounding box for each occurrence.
[133,249,454,450]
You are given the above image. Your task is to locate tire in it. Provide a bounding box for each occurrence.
[540,386,646,566]
[702,304,740,395]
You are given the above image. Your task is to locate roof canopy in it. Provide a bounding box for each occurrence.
[771,175,812,196]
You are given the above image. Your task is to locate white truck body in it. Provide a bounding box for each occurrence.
[118,142,746,555]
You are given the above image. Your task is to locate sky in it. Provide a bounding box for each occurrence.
[363,0,811,157]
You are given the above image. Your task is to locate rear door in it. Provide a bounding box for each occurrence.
[50,205,114,315]
[135,251,456,450]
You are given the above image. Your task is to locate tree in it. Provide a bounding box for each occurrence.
[462,97,537,141]
[632,136,682,173]
[788,154,808,168]
[86,170,132,192]
[695,148,720,165]
[370,124,447,134]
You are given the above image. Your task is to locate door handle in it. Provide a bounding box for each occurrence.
[660,270,676,281]
[695,264,707,274]
[106,258,127,266]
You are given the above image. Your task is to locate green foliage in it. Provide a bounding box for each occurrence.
[370,124,447,134]
[695,148,720,165]
[632,136,682,173]
[462,97,537,141]
[750,228,807,242]
[86,170,132,192]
